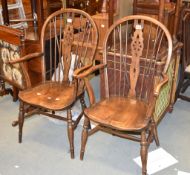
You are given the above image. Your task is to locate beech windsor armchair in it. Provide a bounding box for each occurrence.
[74,15,172,175]
[10,8,98,158]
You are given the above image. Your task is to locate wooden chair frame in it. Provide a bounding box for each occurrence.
[74,15,173,175]
[9,8,98,158]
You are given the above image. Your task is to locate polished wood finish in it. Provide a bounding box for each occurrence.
[12,9,98,159]
[75,15,173,175]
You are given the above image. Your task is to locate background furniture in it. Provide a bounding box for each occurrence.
[176,8,190,101]
[66,0,119,52]
[133,0,182,39]
[0,24,43,100]
[0,25,29,101]
[11,8,98,159]
[66,0,104,15]
[0,0,46,100]
[76,15,173,175]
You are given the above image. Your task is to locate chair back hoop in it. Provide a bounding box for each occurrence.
[39,8,98,84]
[102,15,172,101]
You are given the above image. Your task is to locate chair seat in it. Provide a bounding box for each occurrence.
[85,96,149,131]
[19,81,83,110]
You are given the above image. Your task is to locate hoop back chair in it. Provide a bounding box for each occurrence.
[10,8,98,158]
[75,15,172,175]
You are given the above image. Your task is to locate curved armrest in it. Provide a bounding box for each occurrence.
[74,63,106,105]
[74,63,107,79]
[154,73,169,97]
[146,73,169,118]
[10,18,36,23]
[73,64,93,78]
[7,52,44,64]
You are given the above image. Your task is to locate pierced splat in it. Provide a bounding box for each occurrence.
[129,20,144,98]
[61,21,74,82]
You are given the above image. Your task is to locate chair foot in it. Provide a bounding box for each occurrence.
[80,117,89,161]
[168,105,174,113]
[70,149,74,159]
[12,120,19,127]
[153,128,160,147]
[19,133,22,143]
[18,101,25,143]
[80,151,84,160]
[141,131,148,175]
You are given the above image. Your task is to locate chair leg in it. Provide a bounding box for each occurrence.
[67,109,74,159]
[18,101,25,143]
[80,116,90,160]
[151,119,160,146]
[80,95,87,110]
[140,130,148,175]
[80,96,91,129]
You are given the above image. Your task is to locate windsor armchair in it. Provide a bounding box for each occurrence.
[10,8,98,158]
[75,15,172,175]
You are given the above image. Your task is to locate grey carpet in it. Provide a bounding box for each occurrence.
[0,76,190,175]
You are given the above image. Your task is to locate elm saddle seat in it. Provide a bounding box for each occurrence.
[9,8,98,159]
[19,81,84,110]
[74,15,173,175]
[85,97,148,131]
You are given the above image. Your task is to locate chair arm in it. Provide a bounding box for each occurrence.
[73,64,93,78]
[10,18,36,23]
[146,74,169,118]
[7,52,44,64]
[154,73,169,97]
[74,63,106,79]
[74,63,106,105]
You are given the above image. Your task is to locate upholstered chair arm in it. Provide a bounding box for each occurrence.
[146,73,169,118]
[7,52,44,64]
[74,63,106,105]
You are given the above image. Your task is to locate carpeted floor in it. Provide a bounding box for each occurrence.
[0,76,190,175]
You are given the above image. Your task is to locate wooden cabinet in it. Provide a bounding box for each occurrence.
[133,0,183,38]
[66,0,104,15]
